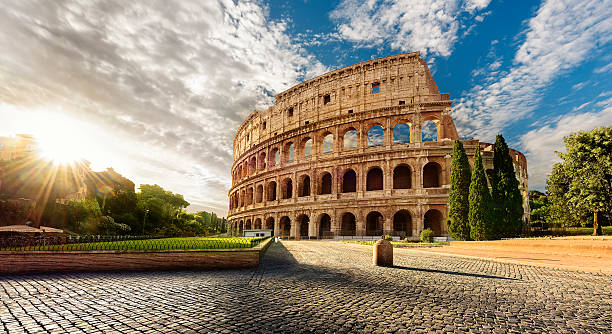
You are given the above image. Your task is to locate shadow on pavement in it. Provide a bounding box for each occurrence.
[391,265,516,280]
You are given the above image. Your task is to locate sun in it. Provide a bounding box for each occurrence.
[37,133,86,165]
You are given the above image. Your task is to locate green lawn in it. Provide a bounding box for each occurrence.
[335,240,447,247]
[4,237,266,252]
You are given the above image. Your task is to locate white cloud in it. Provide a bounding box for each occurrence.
[594,62,612,73]
[0,0,326,215]
[519,106,612,189]
[329,0,491,57]
[452,0,612,141]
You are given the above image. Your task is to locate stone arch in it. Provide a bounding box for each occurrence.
[269,147,279,167]
[255,184,263,203]
[393,122,411,144]
[342,127,358,150]
[246,187,254,205]
[281,177,293,199]
[265,217,275,234]
[254,218,262,229]
[284,142,295,163]
[298,174,311,197]
[342,169,357,193]
[301,137,313,158]
[296,214,310,237]
[279,216,291,237]
[340,212,356,236]
[393,210,412,237]
[367,124,384,147]
[422,119,439,142]
[320,172,332,195]
[393,164,412,189]
[424,209,443,236]
[258,152,266,170]
[366,211,384,236]
[267,181,277,201]
[423,162,442,188]
[366,167,384,191]
[239,220,244,234]
[245,219,252,230]
[318,213,332,238]
[248,156,257,174]
[322,132,333,154]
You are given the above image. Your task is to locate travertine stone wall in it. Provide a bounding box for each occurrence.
[227,52,528,239]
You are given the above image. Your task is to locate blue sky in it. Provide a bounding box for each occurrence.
[0,0,610,215]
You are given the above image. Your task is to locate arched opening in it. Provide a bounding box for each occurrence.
[239,220,244,234]
[258,152,266,170]
[340,212,356,236]
[422,120,438,142]
[393,122,411,144]
[319,214,332,238]
[366,211,384,236]
[265,217,275,234]
[424,209,443,236]
[423,162,442,188]
[245,219,252,230]
[255,184,263,203]
[322,133,333,154]
[367,125,384,147]
[237,166,242,180]
[343,128,358,150]
[280,216,291,237]
[239,191,244,207]
[297,214,309,237]
[342,169,357,193]
[320,172,332,194]
[246,187,254,205]
[299,175,311,197]
[254,218,262,229]
[267,181,277,201]
[302,138,313,158]
[393,210,412,237]
[393,165,412,189]
[249,156,257,174]
[284,142,295,163]
[366,167,383,191]
[282,178,293,199]
[269,148,279,167]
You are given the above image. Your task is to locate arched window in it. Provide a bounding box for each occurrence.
[267,181,277,201]
[269,148,279,167]
[280,216,291,237]
[319,214,332,238]
[284,142,295,162]
[393,165,411,189]
[297,214,309,237]
[322,133,333,154]
[247,187,254,205]
[368,125,384,147]
[302,138,313,158]
[366,167,383,191]
[422,120,438,142]
[249,156,257,174]
[393,122,411,144]
[282,178,293,199]
[343,128,358,150]
[255,184,263,203]
[258,152,266,170]
[342,169,357,193]
[423,162,442,188]
[320,172,332,195]
[299,175,311,197]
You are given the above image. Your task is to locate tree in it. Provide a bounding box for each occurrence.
[448,140,471,240]
[547,127,611,235]
[491,135,524,238]
[469,145,492,241]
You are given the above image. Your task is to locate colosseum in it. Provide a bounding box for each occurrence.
[227,52,528,239]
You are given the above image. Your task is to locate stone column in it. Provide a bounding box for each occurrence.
[356,213,365,237]
[384,216,393,236]
[331,212,340,237]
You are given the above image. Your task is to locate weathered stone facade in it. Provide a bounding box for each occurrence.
[227,52,528,239]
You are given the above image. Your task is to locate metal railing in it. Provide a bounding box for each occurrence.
[0,235,268,251]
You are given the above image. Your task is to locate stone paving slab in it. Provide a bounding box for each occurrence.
[0,240,611,333]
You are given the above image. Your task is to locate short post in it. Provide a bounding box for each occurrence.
[373,238,393,267]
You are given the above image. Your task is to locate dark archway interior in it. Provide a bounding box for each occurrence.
[256,185,263,203]
[393,165,411,189]
[280,217,291,236]
[393,210,412,237]
[245,220,252,230]
[267,182,277,201]
[343,170,357,193]
[319,214,331,238]
[298,215,309,237]
[366,211,383,236]
[341,213,356,236]
[265,217,275,234]
[301,176,311,197]
[320,173,332,194]
[366,168,383,191]
[254,218,261,229]
[424,209,443,236]
[283,179,293,199]
[423,162,441,188]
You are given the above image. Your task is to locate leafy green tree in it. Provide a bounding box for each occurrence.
[491,135,524,238]
[547,127,611,235]
[448,140,471,240]
[528,190,549,229]
[469,145,492,240]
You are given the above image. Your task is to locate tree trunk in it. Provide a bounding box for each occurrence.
[593,211,602,236]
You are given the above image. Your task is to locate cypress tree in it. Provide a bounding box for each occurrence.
[448,140,471,240]
[469,145,492,241]
[491,135,524,238]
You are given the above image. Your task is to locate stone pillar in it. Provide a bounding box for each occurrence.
[356,213,365,237]
[384,216,393,236]
[331,213,340,237]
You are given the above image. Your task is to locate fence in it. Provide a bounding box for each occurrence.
[0,235,268,251]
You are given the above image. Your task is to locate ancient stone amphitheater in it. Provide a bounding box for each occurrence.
[228,52,528,239]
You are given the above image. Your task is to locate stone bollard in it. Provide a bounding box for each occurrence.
[373,238,393,267]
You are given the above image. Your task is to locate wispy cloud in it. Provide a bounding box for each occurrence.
[0,0,326,215]
[329,0,491,58]
[452,0,612,141]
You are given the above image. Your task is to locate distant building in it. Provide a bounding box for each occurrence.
[243,229,273,238]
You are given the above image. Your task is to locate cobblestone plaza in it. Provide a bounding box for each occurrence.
[1,241,610,333]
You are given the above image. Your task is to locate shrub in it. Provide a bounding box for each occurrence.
[383,235,393,241]
[420,228,434,243]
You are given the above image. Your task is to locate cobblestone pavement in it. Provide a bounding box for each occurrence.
[1,241,611,333]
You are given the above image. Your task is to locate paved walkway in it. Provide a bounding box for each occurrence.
[1,241,611,333]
